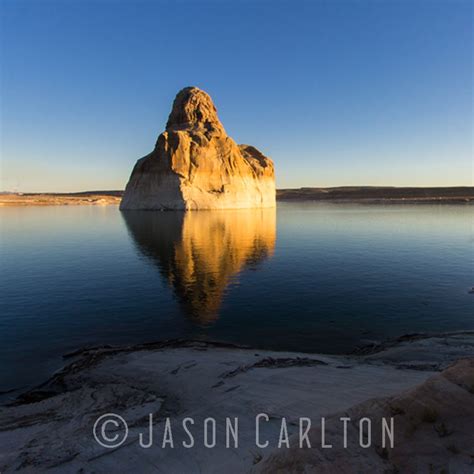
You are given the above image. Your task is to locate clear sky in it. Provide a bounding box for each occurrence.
[1,0,472,192]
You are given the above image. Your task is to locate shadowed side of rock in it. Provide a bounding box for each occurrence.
[120,87,276,210]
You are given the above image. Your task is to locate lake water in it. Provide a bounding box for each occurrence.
[1,202,473,393]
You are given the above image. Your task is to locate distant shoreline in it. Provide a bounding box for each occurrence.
[1,186,473,206]
[0,192,122,206]
[277,186,474,203]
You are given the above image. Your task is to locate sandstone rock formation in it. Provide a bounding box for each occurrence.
[1,335,472,473]
[253,358,474,474]
[120,87,275,210]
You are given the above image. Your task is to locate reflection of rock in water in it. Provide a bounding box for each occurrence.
[122,210,276,323]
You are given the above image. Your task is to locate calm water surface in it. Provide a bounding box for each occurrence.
[1,203,473,392]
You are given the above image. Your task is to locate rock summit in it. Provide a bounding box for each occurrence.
[120,87,276,210]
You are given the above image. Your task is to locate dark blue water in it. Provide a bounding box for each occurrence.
[1,203,473,393]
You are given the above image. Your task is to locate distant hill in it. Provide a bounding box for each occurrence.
[277,186,474,203]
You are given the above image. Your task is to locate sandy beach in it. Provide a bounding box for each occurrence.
[1,332,473,473]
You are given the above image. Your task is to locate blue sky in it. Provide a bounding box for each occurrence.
[1,0,472,192]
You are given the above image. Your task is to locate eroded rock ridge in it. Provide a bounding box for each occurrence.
[120,87,276,210]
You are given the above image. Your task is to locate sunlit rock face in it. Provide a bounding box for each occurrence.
[120,87,276,210]
[122,209,276,322]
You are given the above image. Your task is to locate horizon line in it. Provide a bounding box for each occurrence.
[2,185,474,195]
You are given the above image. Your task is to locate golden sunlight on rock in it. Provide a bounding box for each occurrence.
[120,87,276,210]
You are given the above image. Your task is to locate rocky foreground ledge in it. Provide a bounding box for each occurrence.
[0,332,473,473]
